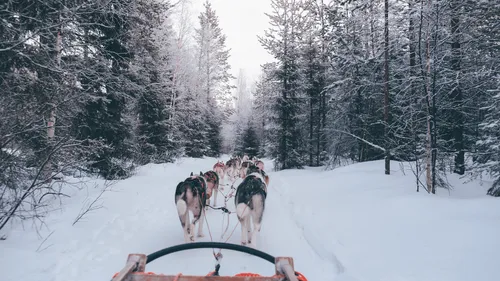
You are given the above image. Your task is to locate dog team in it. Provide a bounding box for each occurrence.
[174,154,269,248]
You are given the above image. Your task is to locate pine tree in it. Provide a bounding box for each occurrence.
[193,0,235,157]
[474,89,500,196]
[132,0,176,164]
[240,123,260,158]
[259,0,307,170]
[252,63,281,158]
[73,0,139,179]
[300,2,326,166]
[178,92,210,158]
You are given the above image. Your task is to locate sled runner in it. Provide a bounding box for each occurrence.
[111,242,307,281]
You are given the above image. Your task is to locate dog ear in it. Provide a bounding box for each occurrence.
[200,171,203,176]
[190,172,193,176]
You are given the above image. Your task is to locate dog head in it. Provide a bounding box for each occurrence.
[254,160,264,171]
[246,165,261,176]
[246,165,270,186]
[213,161,225,170]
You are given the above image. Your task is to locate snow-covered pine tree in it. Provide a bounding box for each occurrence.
[252,63,281,158]
[239,122,261,159]
[72,0,139,179]
[469,0,500,196]
[301,0,329,167]
[438,0,500,179]
[228,69,253,155]
[259,0,308,170]
[192,0,235,157]
[0,0,97,230]
[0,0,70,178]
[474,89,500,196]
[177,90,211,158]
[131,0,177,164]
[164,0,202,158]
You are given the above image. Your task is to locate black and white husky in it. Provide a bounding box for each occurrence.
[234,165,268,248]
[174,172,207,243]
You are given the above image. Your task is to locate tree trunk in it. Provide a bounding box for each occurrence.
[384,0,390,175]
[318,0,327,166]
[425,0,433,193]
[409,0,419,192]
[42,30,61,182]
[309,89,313,166]
[450,1,464,175]
[206,44,210,103]
[308,37,314,166]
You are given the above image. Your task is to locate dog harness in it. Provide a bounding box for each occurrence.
[247,172,268,194]
[188,175,208,200]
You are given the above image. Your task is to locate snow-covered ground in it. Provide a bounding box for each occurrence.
[1,157,499,281]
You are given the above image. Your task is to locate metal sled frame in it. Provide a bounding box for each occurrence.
[111,242,301,281]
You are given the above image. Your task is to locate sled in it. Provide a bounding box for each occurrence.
[111,242,307,281]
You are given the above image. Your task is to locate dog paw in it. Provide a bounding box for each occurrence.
[241,241,247,245]
[248,239,252,244]
[197,233,205,238]
[189,235,195,242]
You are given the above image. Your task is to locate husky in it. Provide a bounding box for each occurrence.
[254,159,265,171]
[174,172,208,243]
[239,160,255,178]
[234,165,269,248]
[213,161,225,188]
[225,156,241,181]
[203,170,220,208]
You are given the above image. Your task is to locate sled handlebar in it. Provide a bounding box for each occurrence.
[146,242,276,264]
[111,242,302,281]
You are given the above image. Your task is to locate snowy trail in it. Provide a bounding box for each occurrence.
[270,169,357,281]
[3,157,499,281]
[0,157,335,281]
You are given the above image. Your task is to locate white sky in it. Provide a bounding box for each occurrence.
[188,0,275,85]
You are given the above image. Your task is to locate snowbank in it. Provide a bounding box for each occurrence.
[273,160,500,281]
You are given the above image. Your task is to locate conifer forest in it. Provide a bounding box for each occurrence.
[1,0,499,229]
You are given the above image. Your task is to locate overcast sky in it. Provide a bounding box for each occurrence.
[188,0,275,85]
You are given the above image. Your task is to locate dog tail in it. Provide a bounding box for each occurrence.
[176,198,187,216]
[236,203,251,218]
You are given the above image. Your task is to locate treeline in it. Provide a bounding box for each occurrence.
[249,0,499,195]
[0,0,233,230]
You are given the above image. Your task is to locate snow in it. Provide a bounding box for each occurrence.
[1,157,500,281]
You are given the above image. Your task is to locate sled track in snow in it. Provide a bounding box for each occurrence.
[269,173,346,276]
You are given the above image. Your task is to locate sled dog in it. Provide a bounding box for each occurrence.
[174,172,208,243]
[225,156,241,181]
[203,170,220,208]
[234,165,268,248]
[239,160,255,178]
[213,161,225,188]
[254,159,265,171]
[242,154,249,162]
